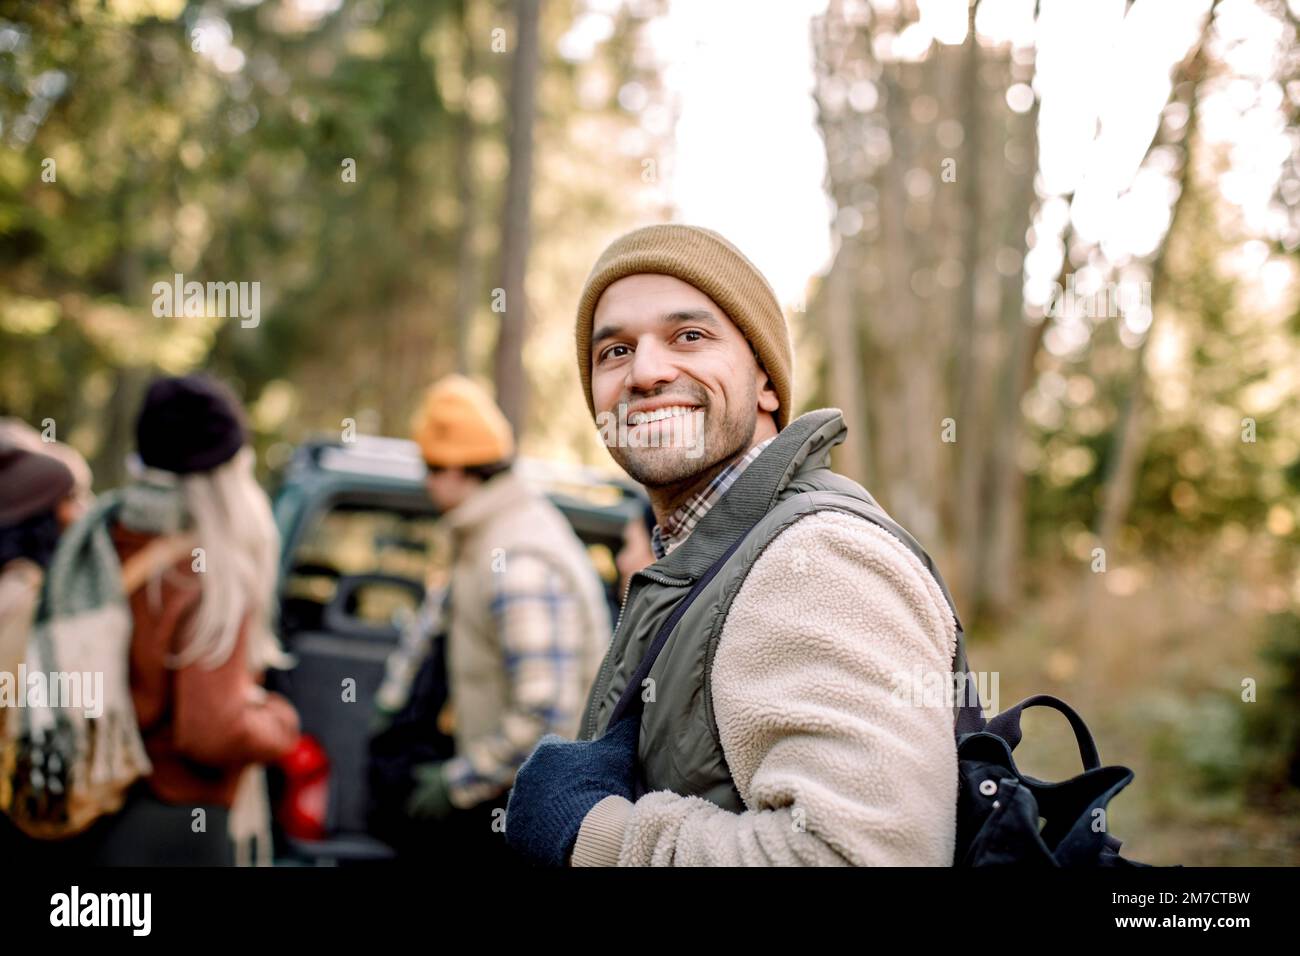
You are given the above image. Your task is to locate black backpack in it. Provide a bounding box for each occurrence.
[608,511,1157,867]
[953,691,1152,866]
[366,630,456,845]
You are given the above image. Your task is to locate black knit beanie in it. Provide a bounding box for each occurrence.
[135,374,247,475]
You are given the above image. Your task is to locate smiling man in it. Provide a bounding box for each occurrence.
[503,223,968,867]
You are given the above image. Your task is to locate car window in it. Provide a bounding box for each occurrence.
[282,503,449,632]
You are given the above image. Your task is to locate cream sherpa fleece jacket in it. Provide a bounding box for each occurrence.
[570,510,959,866]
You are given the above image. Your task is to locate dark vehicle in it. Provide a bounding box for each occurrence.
[267,435,635,865]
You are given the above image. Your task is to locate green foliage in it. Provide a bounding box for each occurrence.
[1242,611,1300,794]
[0,0,664,483]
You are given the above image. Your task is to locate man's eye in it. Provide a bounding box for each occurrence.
[676,329,703,343]
[601,344,630,361]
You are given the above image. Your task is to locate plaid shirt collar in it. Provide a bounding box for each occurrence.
[650,436,776,560]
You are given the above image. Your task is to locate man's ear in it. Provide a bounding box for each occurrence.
[755,366,779,415]
[751,344,779,414]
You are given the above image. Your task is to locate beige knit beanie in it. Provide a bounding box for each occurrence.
[575,224,794,430]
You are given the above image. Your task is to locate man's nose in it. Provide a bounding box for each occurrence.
[626,337,678,393]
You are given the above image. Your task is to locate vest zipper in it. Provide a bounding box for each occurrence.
[585,582,634,740]
[584,566,692,739]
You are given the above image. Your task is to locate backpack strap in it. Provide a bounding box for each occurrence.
[605,497,988,737]
[607,525,758,729]
[984,694,1102,771]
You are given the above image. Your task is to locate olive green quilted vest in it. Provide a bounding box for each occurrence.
[578,408,971,812]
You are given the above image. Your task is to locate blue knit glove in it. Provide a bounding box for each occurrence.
[504,714,640,867]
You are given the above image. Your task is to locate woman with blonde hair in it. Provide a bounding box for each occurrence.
[98,374,301,865]
[1,375,301,865]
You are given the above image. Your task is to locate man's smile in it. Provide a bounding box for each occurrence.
[626,403,700,426]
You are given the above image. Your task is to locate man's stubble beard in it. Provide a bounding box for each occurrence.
[610,379,758,490]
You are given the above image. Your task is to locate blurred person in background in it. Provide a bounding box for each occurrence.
[0,417,95,524]
[0,375,301,865]
[0,433,96,858]
[104,374,301,865]
[615,497,657,604]
[0,427,93,753]
[0,447,80,715]
[392,374,610,864]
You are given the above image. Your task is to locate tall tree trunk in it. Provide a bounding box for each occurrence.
[95,367,150,491]
[493,0,540,431]
[823,236,871,485]
[977,96,1041,622]
[952,0,988,609]
[453,0,478,376]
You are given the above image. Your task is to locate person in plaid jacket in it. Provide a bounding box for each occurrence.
[402,375,610,862]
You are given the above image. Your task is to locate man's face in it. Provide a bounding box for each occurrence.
[424,466,477,513]
[589,274,779,488]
